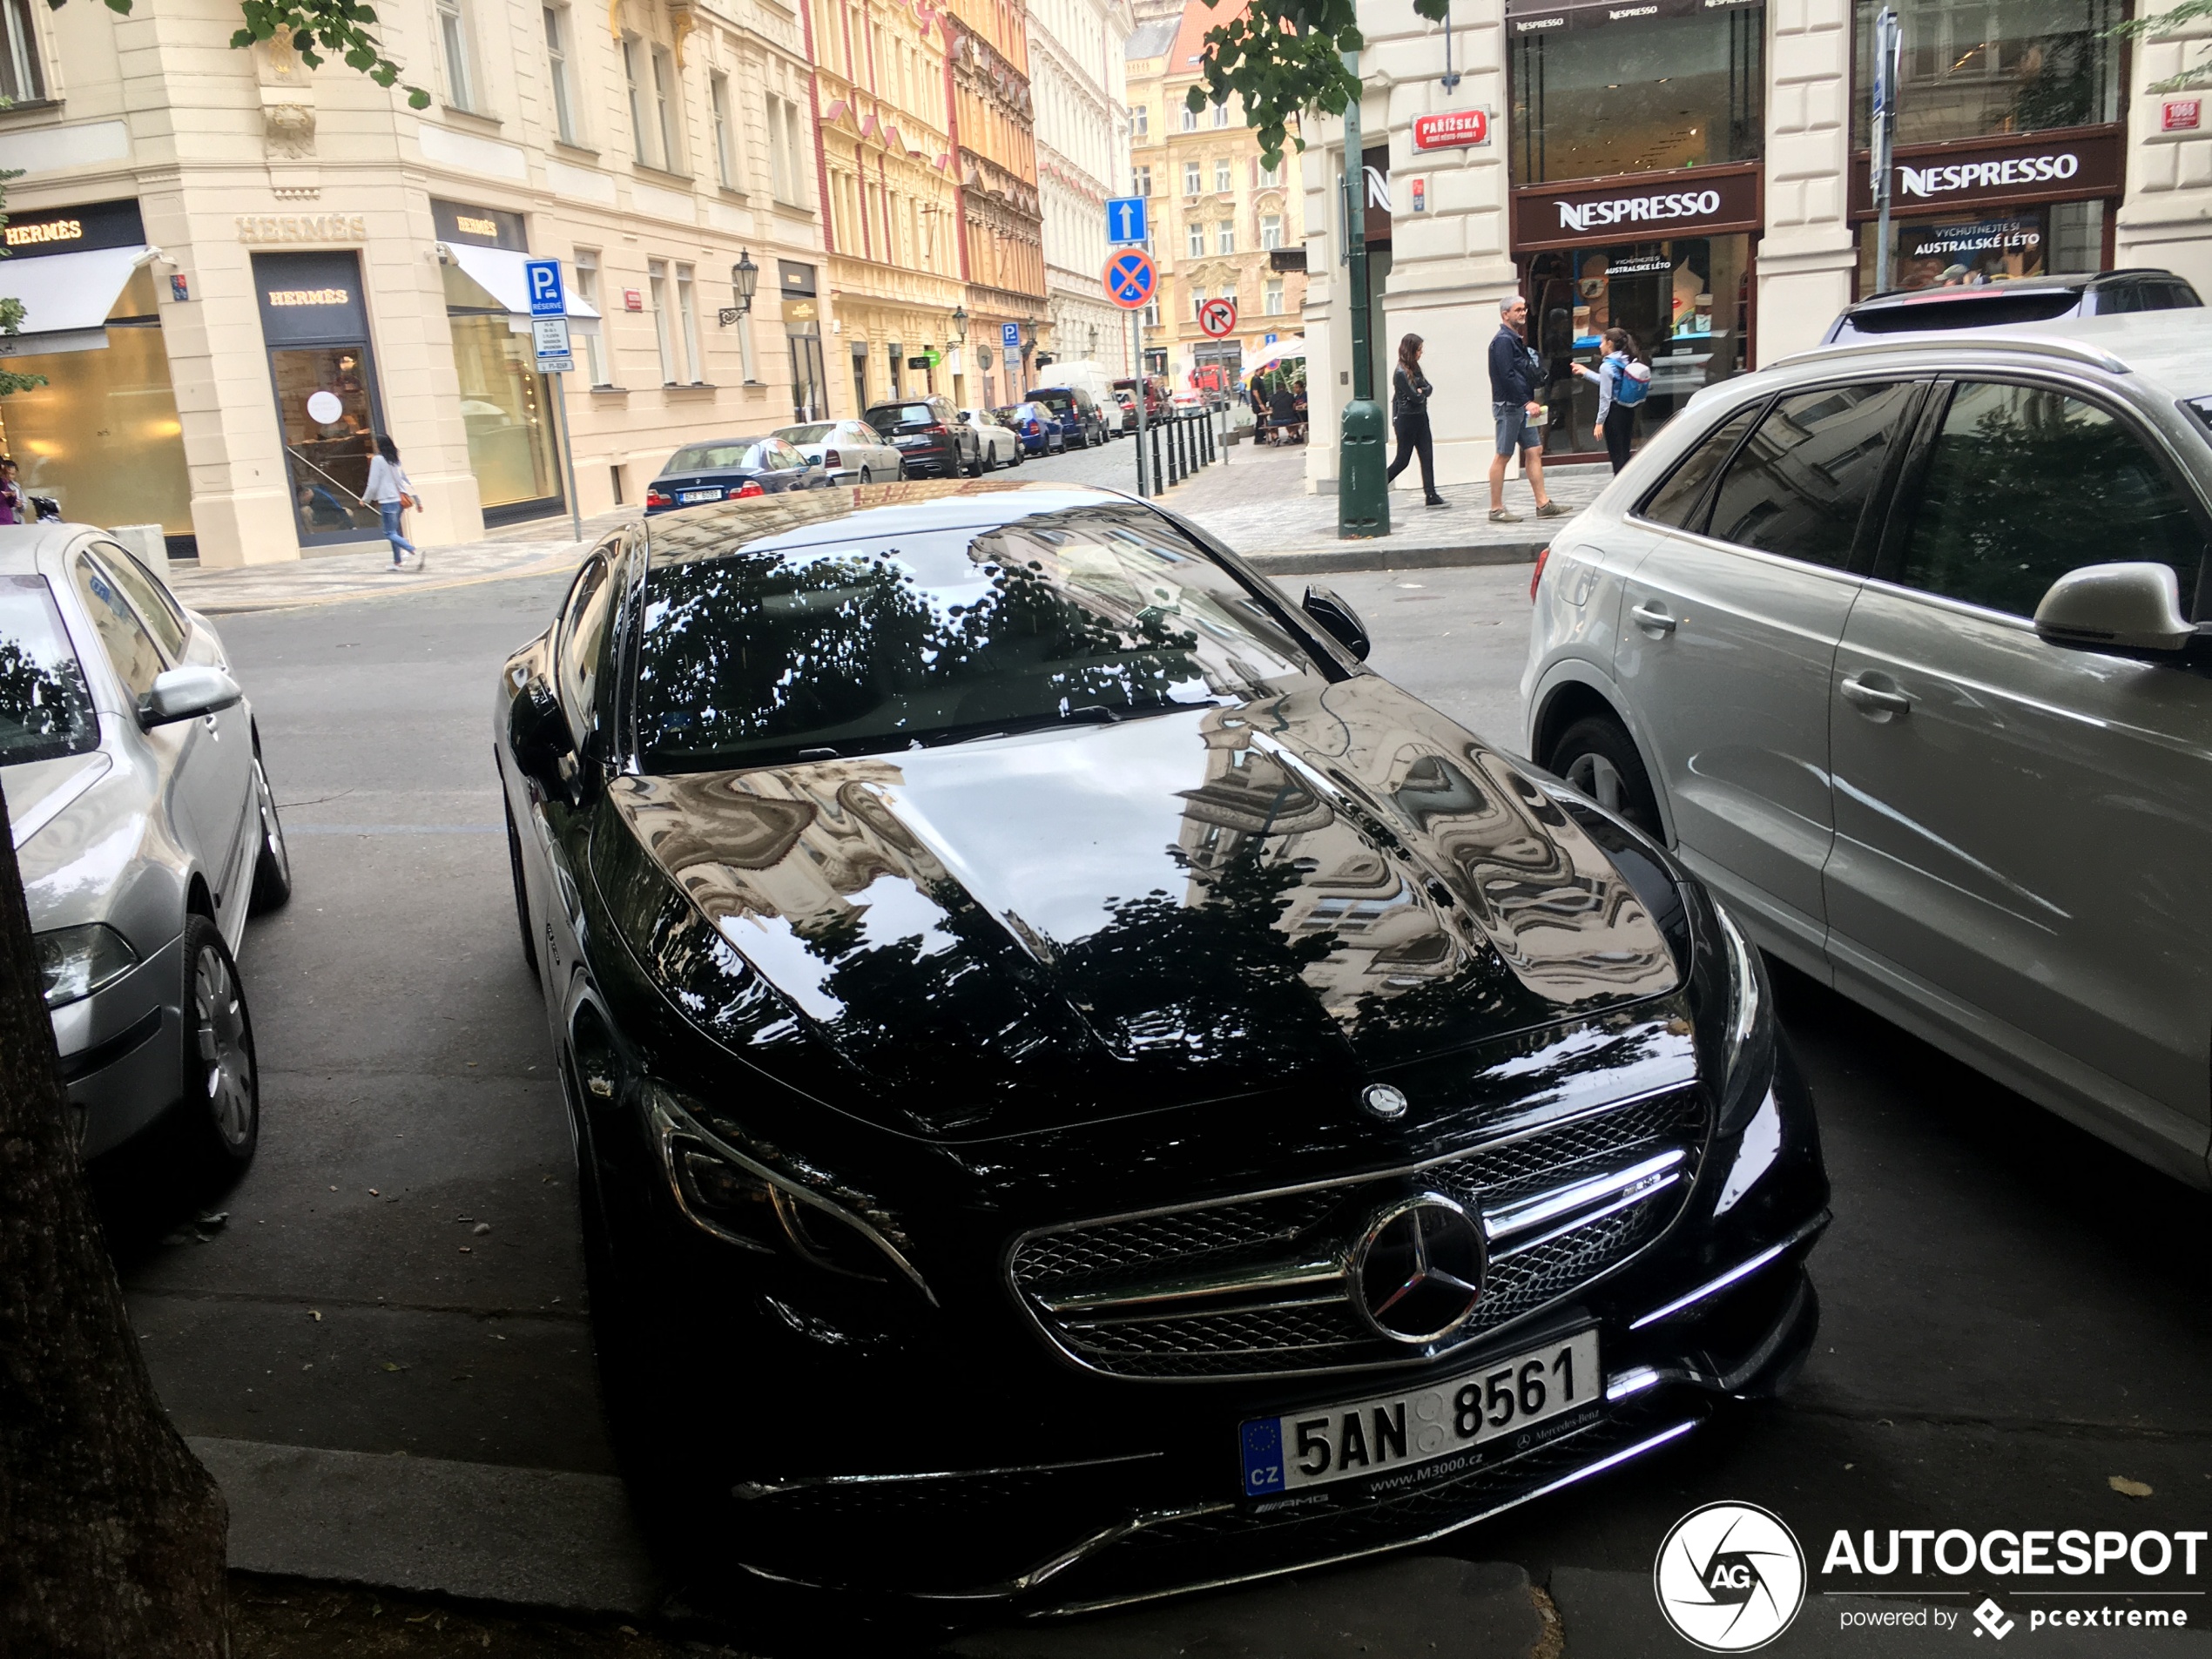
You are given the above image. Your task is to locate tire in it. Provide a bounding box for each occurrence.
[505,798,539,981]
[179,914,258,1176]
[857,467,873,486]
[981,441,998,473]
[895,460,907,481]
[246,752,292,914]
[1548,713,1664,840]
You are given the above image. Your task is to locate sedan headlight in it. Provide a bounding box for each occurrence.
[644,1081,934,1304]
[37,923,138,1008]
[1711,900,1773,1131]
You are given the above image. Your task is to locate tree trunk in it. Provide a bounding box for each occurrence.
[0,776,227,1656]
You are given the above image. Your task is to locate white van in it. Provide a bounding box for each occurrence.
[1028,361,1117,415]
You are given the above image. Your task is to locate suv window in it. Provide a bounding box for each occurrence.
[867,403,936,430]
[1703,382,1919,570]
[71,550,166,705]
[1637,402,1763,531]
[1897,381,2203,619]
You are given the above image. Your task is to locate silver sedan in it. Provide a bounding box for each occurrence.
[773,419,904,486]
[3,525,289,1172]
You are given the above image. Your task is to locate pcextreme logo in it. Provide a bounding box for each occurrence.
[1655,1502,1808,1652]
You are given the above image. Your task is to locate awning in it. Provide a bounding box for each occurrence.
[1244,337,1305,376]
[437,241,602,335]
[2,244,157,357]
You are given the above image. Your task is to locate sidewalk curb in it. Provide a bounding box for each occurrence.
[1245,539,1546,576]
[185,551,583,616]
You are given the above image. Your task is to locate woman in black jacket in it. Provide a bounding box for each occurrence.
[1385,334,1445,506]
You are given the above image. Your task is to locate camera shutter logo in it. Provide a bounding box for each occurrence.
[1653,1501,1805,1651]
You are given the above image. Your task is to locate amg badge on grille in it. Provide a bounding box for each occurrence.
[1350,1194,1487,1344]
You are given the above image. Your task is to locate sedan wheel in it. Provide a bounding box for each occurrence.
[981,442,998,473]
[247,752,292,914]
[858,467,873,486]
[180,914,258,1173]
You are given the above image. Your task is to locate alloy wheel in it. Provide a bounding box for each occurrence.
[1565,752,1629,815]
[193,943,253,1149]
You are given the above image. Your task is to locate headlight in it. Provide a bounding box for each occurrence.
[37,923,138,1008]
[1711,900,1773,1131]
[644,1081,934,1304]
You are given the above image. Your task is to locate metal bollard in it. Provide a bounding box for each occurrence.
[1168,415,1181,486]
[1150,421,1163,492]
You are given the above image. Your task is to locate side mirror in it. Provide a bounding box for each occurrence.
[1302,585,1372,662]
[509,674,576,792]
[141,665,241,726]
[2033,562,2195,653]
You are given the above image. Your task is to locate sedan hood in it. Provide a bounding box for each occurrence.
[606,675,1678,1138]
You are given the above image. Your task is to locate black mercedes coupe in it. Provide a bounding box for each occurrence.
[494,479,1828,1613]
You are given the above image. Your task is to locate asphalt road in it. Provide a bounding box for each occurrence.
[105,559,2212,1656]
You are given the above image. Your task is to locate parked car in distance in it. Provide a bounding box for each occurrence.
[997,401,1065,456]
[496,478,1826,1610]
[1026,359,1118,420]
[646,436,826,512]
[1114,375,1170,421]
[1111,389,1137,432]
[1525,311,2212,1189]
[774,420,903,487]
[864,395,981,479]
[957,408,1022,469]
[3,524,289,1175]
[1024,385,1109,448]
[1822,268,2202,343]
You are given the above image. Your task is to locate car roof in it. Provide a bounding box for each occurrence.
[1844,267,2182,313]
[0,523,97,577]
[640,479,1147,569]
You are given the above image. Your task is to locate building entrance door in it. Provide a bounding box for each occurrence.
[253,252,386,545]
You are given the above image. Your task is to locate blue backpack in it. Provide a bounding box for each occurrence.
[1614,356,1653,408]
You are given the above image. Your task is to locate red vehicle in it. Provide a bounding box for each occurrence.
[1112,375,1170,420]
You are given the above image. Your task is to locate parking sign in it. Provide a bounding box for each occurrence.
[525,258,565,318]
[1001,321,1022,350]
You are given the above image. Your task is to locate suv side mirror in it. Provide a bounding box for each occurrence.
[1302,585,1372,662]
[509,673,577,792]
[2033,561,2195,653]
[141,665,242,727]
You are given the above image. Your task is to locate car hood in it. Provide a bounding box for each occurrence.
[4,750,112,849]
[604,675,1679,1139]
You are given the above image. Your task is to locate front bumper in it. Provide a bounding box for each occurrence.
[51,931,185,1159]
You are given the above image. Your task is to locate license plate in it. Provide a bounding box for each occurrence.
[1238,1327,1601,1499]
[678,488,724,503]
[893,435,925,447]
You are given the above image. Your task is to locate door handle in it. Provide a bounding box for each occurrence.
[1840,674,1913,717]
[1630,602,1678,636]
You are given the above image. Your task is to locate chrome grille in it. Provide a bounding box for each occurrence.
[1008,1085,1706,1381]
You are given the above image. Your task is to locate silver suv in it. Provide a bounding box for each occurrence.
[1524,312,2212,1187]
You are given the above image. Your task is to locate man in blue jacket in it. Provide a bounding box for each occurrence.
[1487,295,1566,523]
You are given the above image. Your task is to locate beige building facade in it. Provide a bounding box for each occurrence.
[0,0,827,566]
[1028,0,1135,377]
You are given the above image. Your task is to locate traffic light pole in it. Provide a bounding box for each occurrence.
[1337,53,1388,540]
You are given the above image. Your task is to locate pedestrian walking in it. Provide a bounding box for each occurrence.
[362,435,421,570]
[1573,327,1652,474]
[1487,296,1566,523]
[1385,333,1446,507]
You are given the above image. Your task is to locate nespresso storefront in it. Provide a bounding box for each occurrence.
[1507,0,1764,460]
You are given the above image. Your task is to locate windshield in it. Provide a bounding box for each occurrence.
[1031,391,1074,410]
[665,442,768,474]
[0,575,98,765]
[634,506,1318,772]
[868,405,935,430]
[779,423,835,444]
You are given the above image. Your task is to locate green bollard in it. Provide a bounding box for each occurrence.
[1339,397,1389,538]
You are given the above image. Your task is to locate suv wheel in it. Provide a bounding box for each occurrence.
[1548,714,1663,840]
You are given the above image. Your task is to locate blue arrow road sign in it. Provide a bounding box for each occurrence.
[1001,321,1022,349]
[525,258,565,317]
[1103,248,1157,310]
[1106,195,1149,246]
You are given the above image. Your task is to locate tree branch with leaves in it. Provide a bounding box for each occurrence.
[66,0,433,108]
[2110,3,2212,94]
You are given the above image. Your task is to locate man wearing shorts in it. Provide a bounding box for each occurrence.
[1487,295,1566,523]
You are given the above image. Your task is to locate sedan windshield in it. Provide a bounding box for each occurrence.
[779,423,835,445]
[665,442,770,474]
[636,507,1317,771]
[0,576,98,765]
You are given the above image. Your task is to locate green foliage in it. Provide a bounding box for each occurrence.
[1184,0,1447,172]
[2109,1,2212,92]
[61,0,433,108]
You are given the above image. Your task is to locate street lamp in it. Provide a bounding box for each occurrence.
[718,250,759,327]
[949,305,968,344]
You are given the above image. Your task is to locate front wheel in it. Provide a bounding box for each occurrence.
[247,753,292,914]
[1548,714,1664,840]
[857,467,873,486]
[980,442,998,473]
[179,914,258,1177]
[505,798,539,981]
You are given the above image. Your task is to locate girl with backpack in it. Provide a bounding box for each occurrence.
[1574,328,1650,473]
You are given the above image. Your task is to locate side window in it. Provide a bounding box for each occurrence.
[1898,381,2203,619]
[91,546,189,659]
[70,551,166,706]
[1703,382,1919,570]
[556,552,616,746]
[1636,402,1763,531]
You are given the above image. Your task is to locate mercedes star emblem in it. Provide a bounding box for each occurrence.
[1349,1193,1487,1344]
[1360,1083,1409,1121]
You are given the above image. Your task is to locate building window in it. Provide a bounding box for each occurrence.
[1143,296,1160,327]
[767,92,803,205]
[1132,102,1149,138]
[1510,9,1763,185]
[1264,276,1284,315]
[711,73,738,188]
[437,0,477,111]
[675,262,702,382]
[1259,157,1282,187]
[0,0,44,103]
[624,37,656,166]
[1186,220,1204,257]
[1214,158,1231,193]
[1135,165,1151,197]
[1180,101,1197,132]
[543,5,577,143]
[1850,0,2120,150]
[574,248,608,384]
[1217,219,1234,254]
[648,259,676,382]
[1212,99,1230,128]
[1260,213,1281,250]
[1190,287,1207,319]
[1183,160,1201,195]
[651,45,683,170]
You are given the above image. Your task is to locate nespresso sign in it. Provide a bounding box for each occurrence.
[1850,126,2123,219]
[1514,165,1761,250]
[1507,0,1757,34]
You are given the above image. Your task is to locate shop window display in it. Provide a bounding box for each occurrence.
[448,312,560,515]
[1851,0,2121,151]
[1858,199,2103,293]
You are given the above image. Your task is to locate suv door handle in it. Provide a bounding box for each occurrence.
[1629,602,1677,636]
[1840,674,1913,717]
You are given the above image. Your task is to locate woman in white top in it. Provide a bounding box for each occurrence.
[362,435,420,569]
